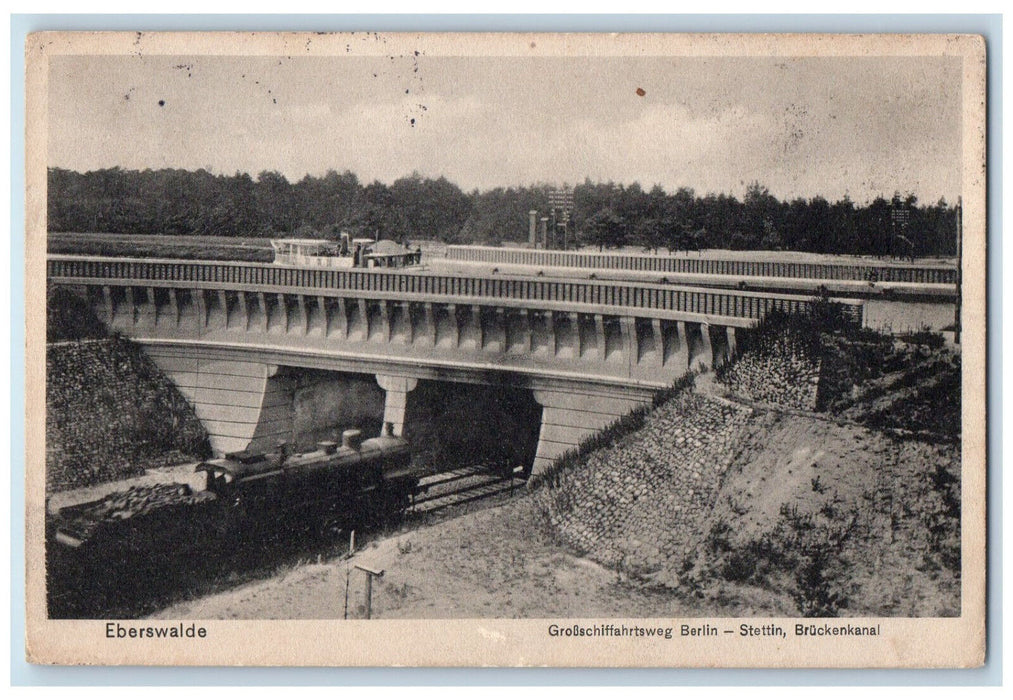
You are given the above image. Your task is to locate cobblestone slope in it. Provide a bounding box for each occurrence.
[539,390,753,576]
[717,345,821,410]
[46,338,211,492]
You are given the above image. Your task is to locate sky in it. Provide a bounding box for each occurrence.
[48,53,963,204]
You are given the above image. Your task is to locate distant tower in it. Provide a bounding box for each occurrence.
[548,186,574,250]
[529,210,538,246]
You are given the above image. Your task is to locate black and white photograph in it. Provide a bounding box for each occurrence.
[25,31,987,667]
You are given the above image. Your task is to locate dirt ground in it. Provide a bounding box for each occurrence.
[150,496,705,620]
[694,410,960,617]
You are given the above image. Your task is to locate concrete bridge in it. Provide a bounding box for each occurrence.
[48,255,858,474]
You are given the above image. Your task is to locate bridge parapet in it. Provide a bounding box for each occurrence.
[445,245,957,285]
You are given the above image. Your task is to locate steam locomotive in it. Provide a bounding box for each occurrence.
[50,426,419,553]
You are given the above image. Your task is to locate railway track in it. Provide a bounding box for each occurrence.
[408,465,526,516]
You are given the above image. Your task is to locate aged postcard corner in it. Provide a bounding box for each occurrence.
[25,30,986,669]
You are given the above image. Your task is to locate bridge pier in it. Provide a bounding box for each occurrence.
[521,309,534,352]
[375,374,419,436]
[670,321,689,369]
[101,285,114,324]
[421,302,436,346]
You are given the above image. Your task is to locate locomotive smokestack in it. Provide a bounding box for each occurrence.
[341,429,363,451]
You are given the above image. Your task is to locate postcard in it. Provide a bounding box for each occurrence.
[25,31,986,667]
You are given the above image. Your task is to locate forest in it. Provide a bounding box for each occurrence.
[47,167,959,258]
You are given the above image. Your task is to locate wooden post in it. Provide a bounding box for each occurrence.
[365,574,373,618]
[354,565,384,620]
[343,567,350,620]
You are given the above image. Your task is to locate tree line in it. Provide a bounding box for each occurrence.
[48,167,959,257]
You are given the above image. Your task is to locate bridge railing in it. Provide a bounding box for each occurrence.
[444,245,957,285]
[48,255,859,323]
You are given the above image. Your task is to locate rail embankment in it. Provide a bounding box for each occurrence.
[142,307,961,619]
[46,287,210,492]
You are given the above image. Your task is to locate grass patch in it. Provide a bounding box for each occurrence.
[701,502,858,617]
[47,336,212,490]
[48,235,273,262]
[47,285,109,341]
